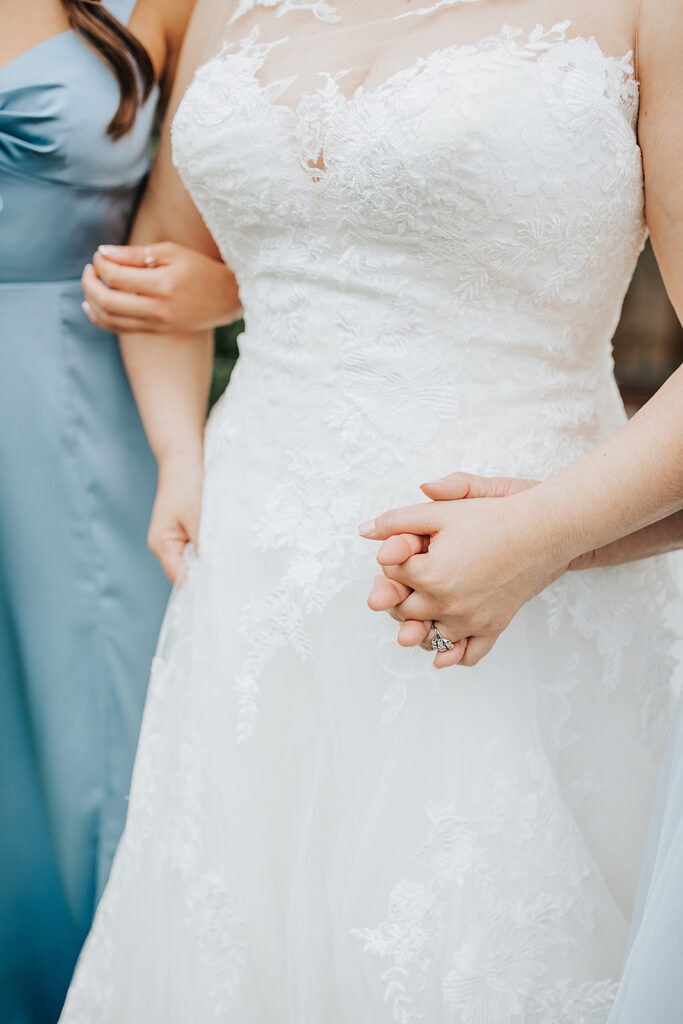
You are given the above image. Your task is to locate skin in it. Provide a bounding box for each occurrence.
[82,242,241,334]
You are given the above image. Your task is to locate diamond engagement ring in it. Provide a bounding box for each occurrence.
[430,624,455,653]
[143,246,157,268]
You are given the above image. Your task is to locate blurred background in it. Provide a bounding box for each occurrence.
[211,242,683,411]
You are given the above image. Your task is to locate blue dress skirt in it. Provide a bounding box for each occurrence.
[0,4,170,1020]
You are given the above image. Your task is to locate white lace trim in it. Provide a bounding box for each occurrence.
[230,0,341,24]
[395,0,493,19]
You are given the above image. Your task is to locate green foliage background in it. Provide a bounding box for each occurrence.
[210,320,243,406]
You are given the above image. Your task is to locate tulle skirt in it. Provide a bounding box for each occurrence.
[60,427,681,1024]
[608,693,683,1023]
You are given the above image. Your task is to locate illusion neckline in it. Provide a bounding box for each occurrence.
[210,21,637,123]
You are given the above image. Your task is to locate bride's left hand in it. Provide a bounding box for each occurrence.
[360,473,566,668]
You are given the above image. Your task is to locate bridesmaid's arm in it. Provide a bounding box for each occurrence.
[114,0,236,580]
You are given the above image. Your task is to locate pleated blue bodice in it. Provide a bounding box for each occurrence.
[0,3,156,282]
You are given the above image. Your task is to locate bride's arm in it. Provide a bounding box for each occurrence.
[363,0,683,666]
[418,467,683,570]
[116,0,233,580]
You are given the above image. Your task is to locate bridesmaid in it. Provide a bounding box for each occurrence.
[0,1,237,1021]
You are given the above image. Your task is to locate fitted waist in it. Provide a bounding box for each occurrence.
[0,167,143,283]
[214,338,627,486]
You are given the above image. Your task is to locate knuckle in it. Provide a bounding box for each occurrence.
[418,563,440,590]
[157,303,173,326]
[376,511,393,534]
[98,291,116,313]
[158,269,174,294]
[102,265,119,288]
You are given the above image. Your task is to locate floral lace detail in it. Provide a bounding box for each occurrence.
[525,979,620,1023]
[230,0,340,24]
[395,0,485,17]
[353,749,614,1024]
[541,557,679,758]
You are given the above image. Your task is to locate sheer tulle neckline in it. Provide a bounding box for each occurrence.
[209,20,635,119]
[197,20,637,181]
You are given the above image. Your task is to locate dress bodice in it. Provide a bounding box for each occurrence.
[0,0,158,283]
[173,11,644,485]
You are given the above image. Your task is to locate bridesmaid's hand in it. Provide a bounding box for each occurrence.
[148,447,204,583]
[361,473,566,669]
[81,242,241,335]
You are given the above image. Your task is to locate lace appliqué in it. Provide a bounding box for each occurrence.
[541,558,678,758]
[395,0,498,18]
[230,0,340,24]
[353,748,616,1024]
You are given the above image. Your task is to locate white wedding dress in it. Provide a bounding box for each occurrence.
[61,2,681,1021]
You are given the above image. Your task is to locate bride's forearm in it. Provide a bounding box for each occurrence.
[519,365,683,569]
[119,329,213,464]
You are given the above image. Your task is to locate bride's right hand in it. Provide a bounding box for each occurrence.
[148,448,204,583]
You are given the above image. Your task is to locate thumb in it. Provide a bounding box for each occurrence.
[185,506,200,554]
[157,535,187,584]
[421,472,538,501]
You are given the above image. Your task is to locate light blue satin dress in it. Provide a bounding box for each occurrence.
[0,4,170,1020]
[609,697,683,1023]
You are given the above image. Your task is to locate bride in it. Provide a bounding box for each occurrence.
[61,0,682,1020]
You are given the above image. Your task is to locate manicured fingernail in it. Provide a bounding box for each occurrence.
[98,245,118,256]
[358,520,376,537]
[81,301,91,316]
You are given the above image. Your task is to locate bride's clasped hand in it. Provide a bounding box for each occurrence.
[360,473,564,668]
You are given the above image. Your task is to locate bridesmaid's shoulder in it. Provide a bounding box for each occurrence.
[130,0,198,100]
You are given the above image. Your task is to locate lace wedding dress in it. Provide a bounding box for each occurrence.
[61,2,681,1021]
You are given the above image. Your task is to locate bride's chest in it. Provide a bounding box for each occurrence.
[172,30,643,251]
